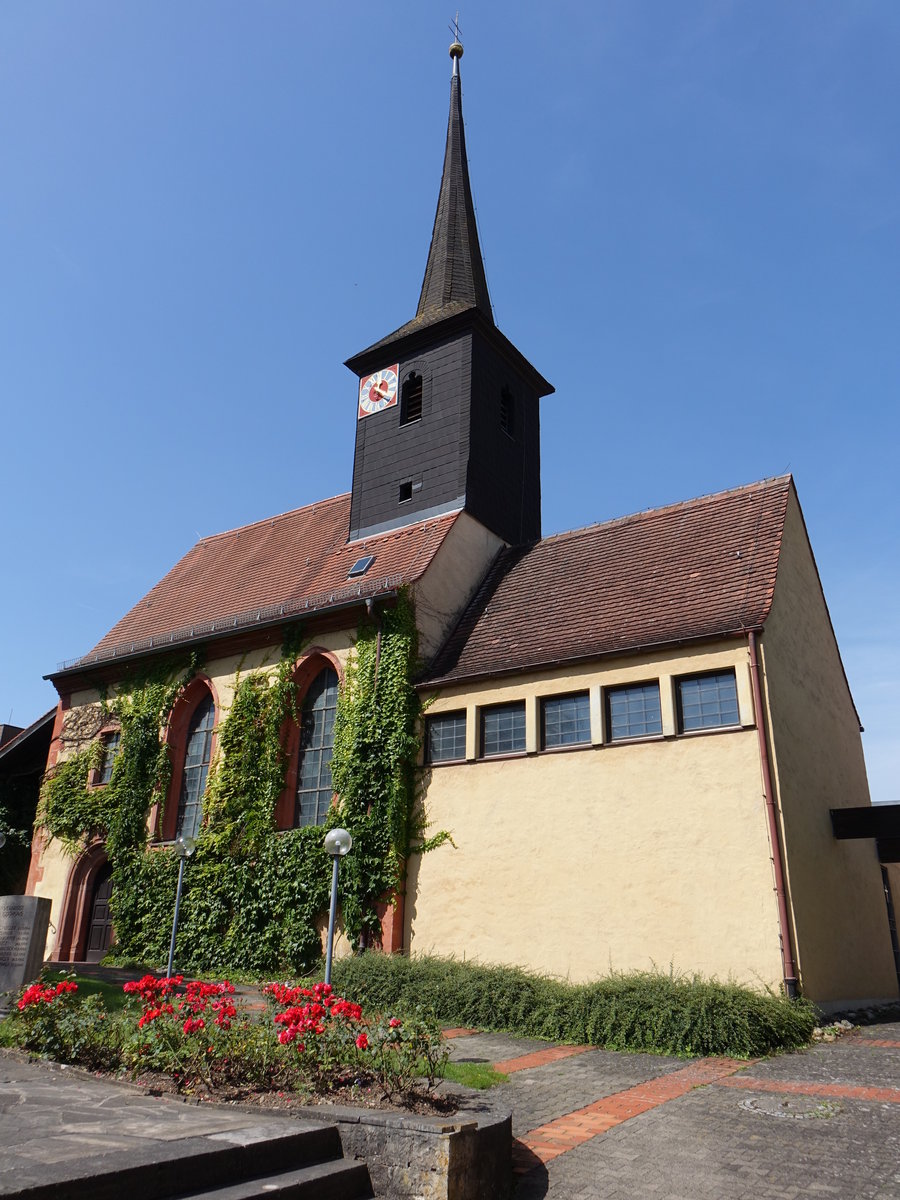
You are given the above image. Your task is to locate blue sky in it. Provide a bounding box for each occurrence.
[2,2,898,801]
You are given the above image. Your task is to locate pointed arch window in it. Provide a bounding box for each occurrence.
[175,692,215,840]
[295,666,339,827]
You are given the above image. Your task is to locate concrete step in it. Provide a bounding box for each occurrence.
[174,1158,373,1200]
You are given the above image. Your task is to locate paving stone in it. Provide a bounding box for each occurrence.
[744,1042,900,1090]
[446,1032,551,1064]
[0,1051,329,1196]
[514,1072,900,1198]
[497,1047,689,1138]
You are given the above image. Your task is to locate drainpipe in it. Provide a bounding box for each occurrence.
[365,596,382,684]
[748,630,799,999]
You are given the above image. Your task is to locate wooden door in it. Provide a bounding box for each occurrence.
[85,865,113,963]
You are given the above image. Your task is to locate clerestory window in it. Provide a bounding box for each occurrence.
[605,683,662,741]
[676,671,739,732]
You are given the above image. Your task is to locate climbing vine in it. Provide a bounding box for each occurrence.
[38,654,201,860]
[331,590,428,941]
[36,595,437,975]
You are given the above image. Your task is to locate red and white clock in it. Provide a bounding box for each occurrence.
[358,365,399,419]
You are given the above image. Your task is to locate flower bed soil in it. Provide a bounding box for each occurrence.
[130,1067,461,1116]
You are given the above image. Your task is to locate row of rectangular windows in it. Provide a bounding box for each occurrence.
[425,670,741,764]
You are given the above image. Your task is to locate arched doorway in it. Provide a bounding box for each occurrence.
[84,862,114,963]
[54,841,111,962]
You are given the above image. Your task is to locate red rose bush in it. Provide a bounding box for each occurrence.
[10,971,446,1100]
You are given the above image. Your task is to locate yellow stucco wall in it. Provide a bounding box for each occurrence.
[30,836,75,957]
[410,646,784,987]
[412,512,503,662]
[761,489,899,1006]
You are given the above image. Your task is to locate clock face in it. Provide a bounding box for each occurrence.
[358,365,399,418]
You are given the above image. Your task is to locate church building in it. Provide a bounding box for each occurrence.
[26,41,899,1011]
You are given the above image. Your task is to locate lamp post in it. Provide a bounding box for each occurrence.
[323,827,353,986]
[166,835,197,978]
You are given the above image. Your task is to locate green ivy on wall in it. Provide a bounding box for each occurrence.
[37,595,434,975]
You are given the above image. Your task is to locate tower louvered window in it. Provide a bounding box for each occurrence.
[500,386,515,437]
[401,372,423,424]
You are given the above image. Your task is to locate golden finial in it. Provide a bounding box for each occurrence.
[449,13,463,69]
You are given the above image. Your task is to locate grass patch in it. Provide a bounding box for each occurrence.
[44,973,129,1012]
[441,1060,508,1089]
[331,955,817,1059]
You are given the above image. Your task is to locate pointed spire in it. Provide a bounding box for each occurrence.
[416,39,493,324]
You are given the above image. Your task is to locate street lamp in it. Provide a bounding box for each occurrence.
[323,827,352,986]
[166,835,197,978]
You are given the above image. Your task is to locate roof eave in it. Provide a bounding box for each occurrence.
[417,625,765,692]
[345,306,554,397]
[0,708,57,763]
[47,590,400,690]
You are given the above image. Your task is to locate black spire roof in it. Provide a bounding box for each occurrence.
[346,44,497,368]
[416,50,493,323]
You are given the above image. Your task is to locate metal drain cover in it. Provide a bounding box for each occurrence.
[739,1095,842,1120]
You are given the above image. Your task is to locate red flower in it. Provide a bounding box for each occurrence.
[355,1033,369,1050]
[389,1017,402,1028]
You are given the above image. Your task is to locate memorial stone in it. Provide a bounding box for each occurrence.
[0,896,51,1015]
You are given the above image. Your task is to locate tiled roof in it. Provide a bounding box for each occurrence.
[80,494,459,668]
[421,477,792,686]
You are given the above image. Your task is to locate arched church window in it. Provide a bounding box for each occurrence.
[400,372,423,424]
[295,666,339,827]
[175,692,215,840]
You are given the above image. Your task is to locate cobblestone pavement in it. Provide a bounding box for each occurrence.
[448,1025,900,1199]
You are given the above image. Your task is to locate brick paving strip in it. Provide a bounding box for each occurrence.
[515,1056,749,1168]
[442,1027,480,1039]
[716,1076,900,1104]
[842,1036,900,1049]
[494,1045,593,1073]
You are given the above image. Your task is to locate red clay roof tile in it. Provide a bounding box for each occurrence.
[421,476,792,685]
[84,494,459,665]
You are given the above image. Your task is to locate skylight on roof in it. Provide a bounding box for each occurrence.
[348,555,375,579]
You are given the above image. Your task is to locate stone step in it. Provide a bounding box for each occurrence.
[13,1123,369,1200]
[173,1158,373,1200]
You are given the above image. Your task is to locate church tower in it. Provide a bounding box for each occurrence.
[346,39,554,546]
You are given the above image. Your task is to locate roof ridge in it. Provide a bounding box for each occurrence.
[195,492,352,545]
[539,475,792,548]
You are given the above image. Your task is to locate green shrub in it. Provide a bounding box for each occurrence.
[330,954,817,1058]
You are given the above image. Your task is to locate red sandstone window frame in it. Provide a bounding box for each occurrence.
[87,721,122,789]
[157,675,219,844]
[276,649,344,831]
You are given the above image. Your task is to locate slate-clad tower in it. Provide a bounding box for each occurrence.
[346,41,554,545]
